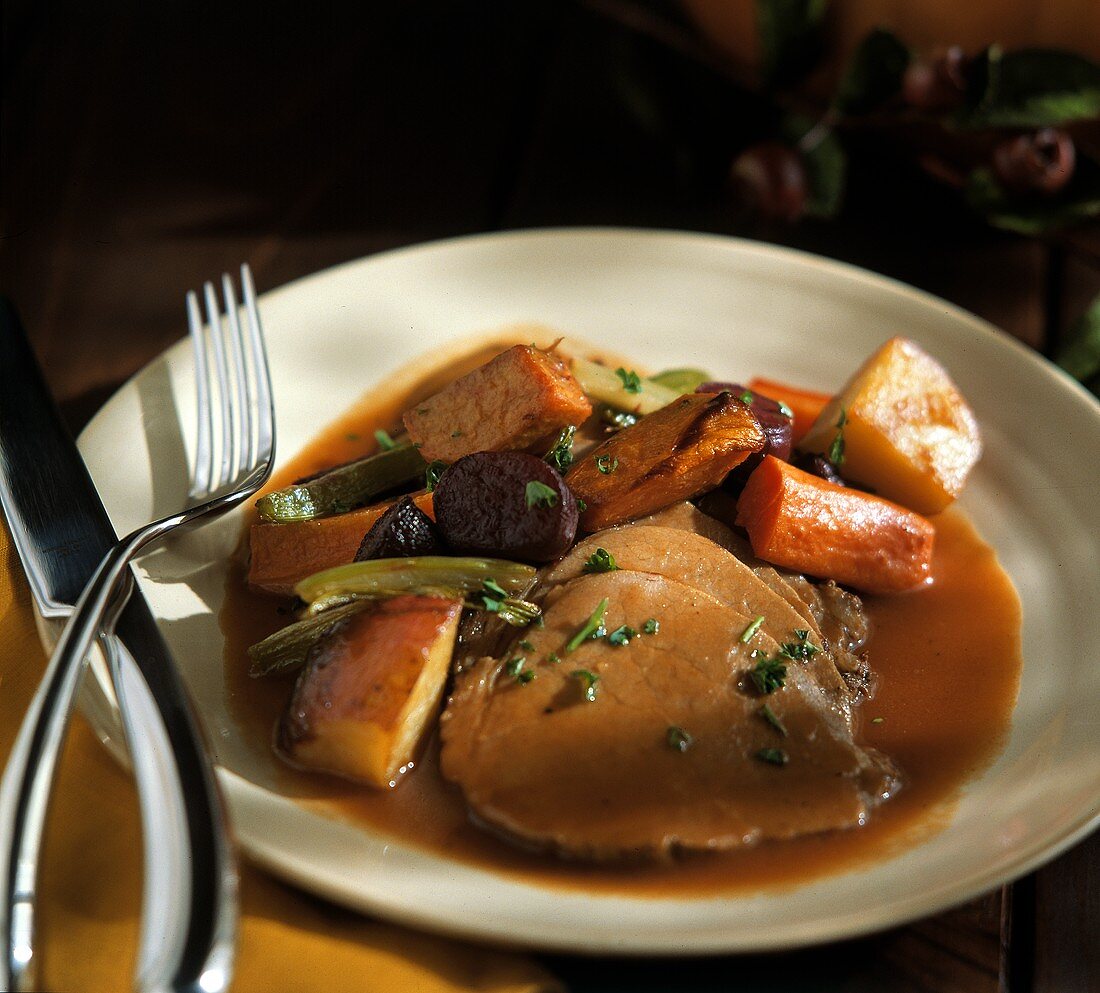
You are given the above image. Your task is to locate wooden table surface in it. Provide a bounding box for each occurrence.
[2,3,1097,991]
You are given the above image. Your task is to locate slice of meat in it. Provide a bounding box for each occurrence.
[542,525,850,711]
[440,571,898,861]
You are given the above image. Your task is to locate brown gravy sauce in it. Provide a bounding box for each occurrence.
[221,332,1023,898]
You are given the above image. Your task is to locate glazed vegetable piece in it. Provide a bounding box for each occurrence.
[745,377,830,446]
[736,456,935,594]
[403,345,592,463]
[355,495,445,562]
[697,383,793,462]
[277,594,463,787]
[798,337,981,515]
[566,392,766,531]
[294,555,537,607]
[648,368,712,394]
[570,357,680,414]
[248,601,371,677]
[255,443,426,523]
[433,452,578,562]
[248,491,435,597]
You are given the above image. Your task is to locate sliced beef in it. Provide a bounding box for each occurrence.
[440,570,898,861]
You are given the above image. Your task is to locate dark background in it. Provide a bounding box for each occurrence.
[2,2,1097,991]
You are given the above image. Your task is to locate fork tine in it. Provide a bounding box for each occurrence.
[220,275,250,476]
[240,264,274,466]
[186,291,213,497]
[202,282,234,492]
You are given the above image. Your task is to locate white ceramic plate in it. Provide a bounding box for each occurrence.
[77,229,1100,955]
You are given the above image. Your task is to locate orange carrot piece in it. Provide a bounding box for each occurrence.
[735,456,934,594]
[248,492,435,597]
[746,377,831,446]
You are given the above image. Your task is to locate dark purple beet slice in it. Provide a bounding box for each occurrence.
[354,496,445,561]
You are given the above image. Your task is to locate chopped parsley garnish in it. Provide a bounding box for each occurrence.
[739,615,765,643]
[545,425,576,473]
[667,726,694,752]
[750,656,787,695]
[547,652,560,664]
[518,639,534,651]
[571,669,600,702]
[778,630,819,662]
[595,453,619,474]
[615,367,642,393]
[373,428,397,450]
[582,547,618,574]
[739,390,754,404]
[505,657,535,684]
[577,498,588,512]
[607,625,637,647]
[642,618,660,635]
[566,598,609,652]
[451,430,464,438]
[525,480,559,509]
[481,578,508,607]
[760,703,788,736]
[424,459,448,492]
[476,580,540,626]
[871,716,885,724]
[777,400,794,419]
[756,747,789,766]
[828,408,848,466]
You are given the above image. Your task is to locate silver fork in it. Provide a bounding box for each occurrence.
[0,265,275,992]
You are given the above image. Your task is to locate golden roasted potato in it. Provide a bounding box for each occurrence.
[800,337,981,515]
[403,345,592,463]
[566,392,765,531]
[277,594,462,787]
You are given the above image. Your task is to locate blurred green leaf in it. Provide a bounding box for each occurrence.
[756,0,828,87]
[965,163,1100,234]
[834,29,910,115]
[1056,294,1100,392]
[961,48,1100,128]
[781,114,846,218]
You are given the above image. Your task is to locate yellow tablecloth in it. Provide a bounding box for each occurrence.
[0,525,561,993]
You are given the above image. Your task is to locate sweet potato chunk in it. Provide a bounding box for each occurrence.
[799,338,981,515]
[566,392,765,531]
[403,345,592,462]
[277,594,462,787]
[736,456,934,594]
[248,492,434,597]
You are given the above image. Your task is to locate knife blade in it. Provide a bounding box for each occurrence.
[0,298,236,993]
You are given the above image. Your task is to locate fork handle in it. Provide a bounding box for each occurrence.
[0,553,236,992]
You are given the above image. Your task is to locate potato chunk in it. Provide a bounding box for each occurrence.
[277,595,462,787]
[566,392,765,531]
[403,345,592,462]
[799,338,981,515]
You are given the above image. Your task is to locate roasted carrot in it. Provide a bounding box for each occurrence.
[746,377,831,446]
[735,456,934,594]
[248,492,434,596]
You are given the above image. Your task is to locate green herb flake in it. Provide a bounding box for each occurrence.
[642,618,660,635]
[582,547,618,574]
[615,367,642,393]
[607,625,637,647]
[828,408,848,466]
[451,430,464,438]
[777,400,794,419]
[778,630,820,662]
[666,726,694,752]
[571,669,600,702]
[595,453,619,474]
[577,498,588,512]
[750,656,788,695]
[739,390,755,405]
[760,704,788,737]
[525,480,559,509]
[373,429,397,450]
[566,598,609,652]
[547,652,560,664]
[871,716,885,725]
[425,460,448,492]
[518,640,534,651]
[755,747,789,766]
[739,615,766,643]
[545,425,576,474]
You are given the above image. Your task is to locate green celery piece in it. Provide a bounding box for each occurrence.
[255,443,426,522]
[648,368,712,394]
[248,600,370,677]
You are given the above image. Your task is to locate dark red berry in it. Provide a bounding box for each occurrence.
[730,142,808,222]
[992,129,1076,197]
[902,47,970,111]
